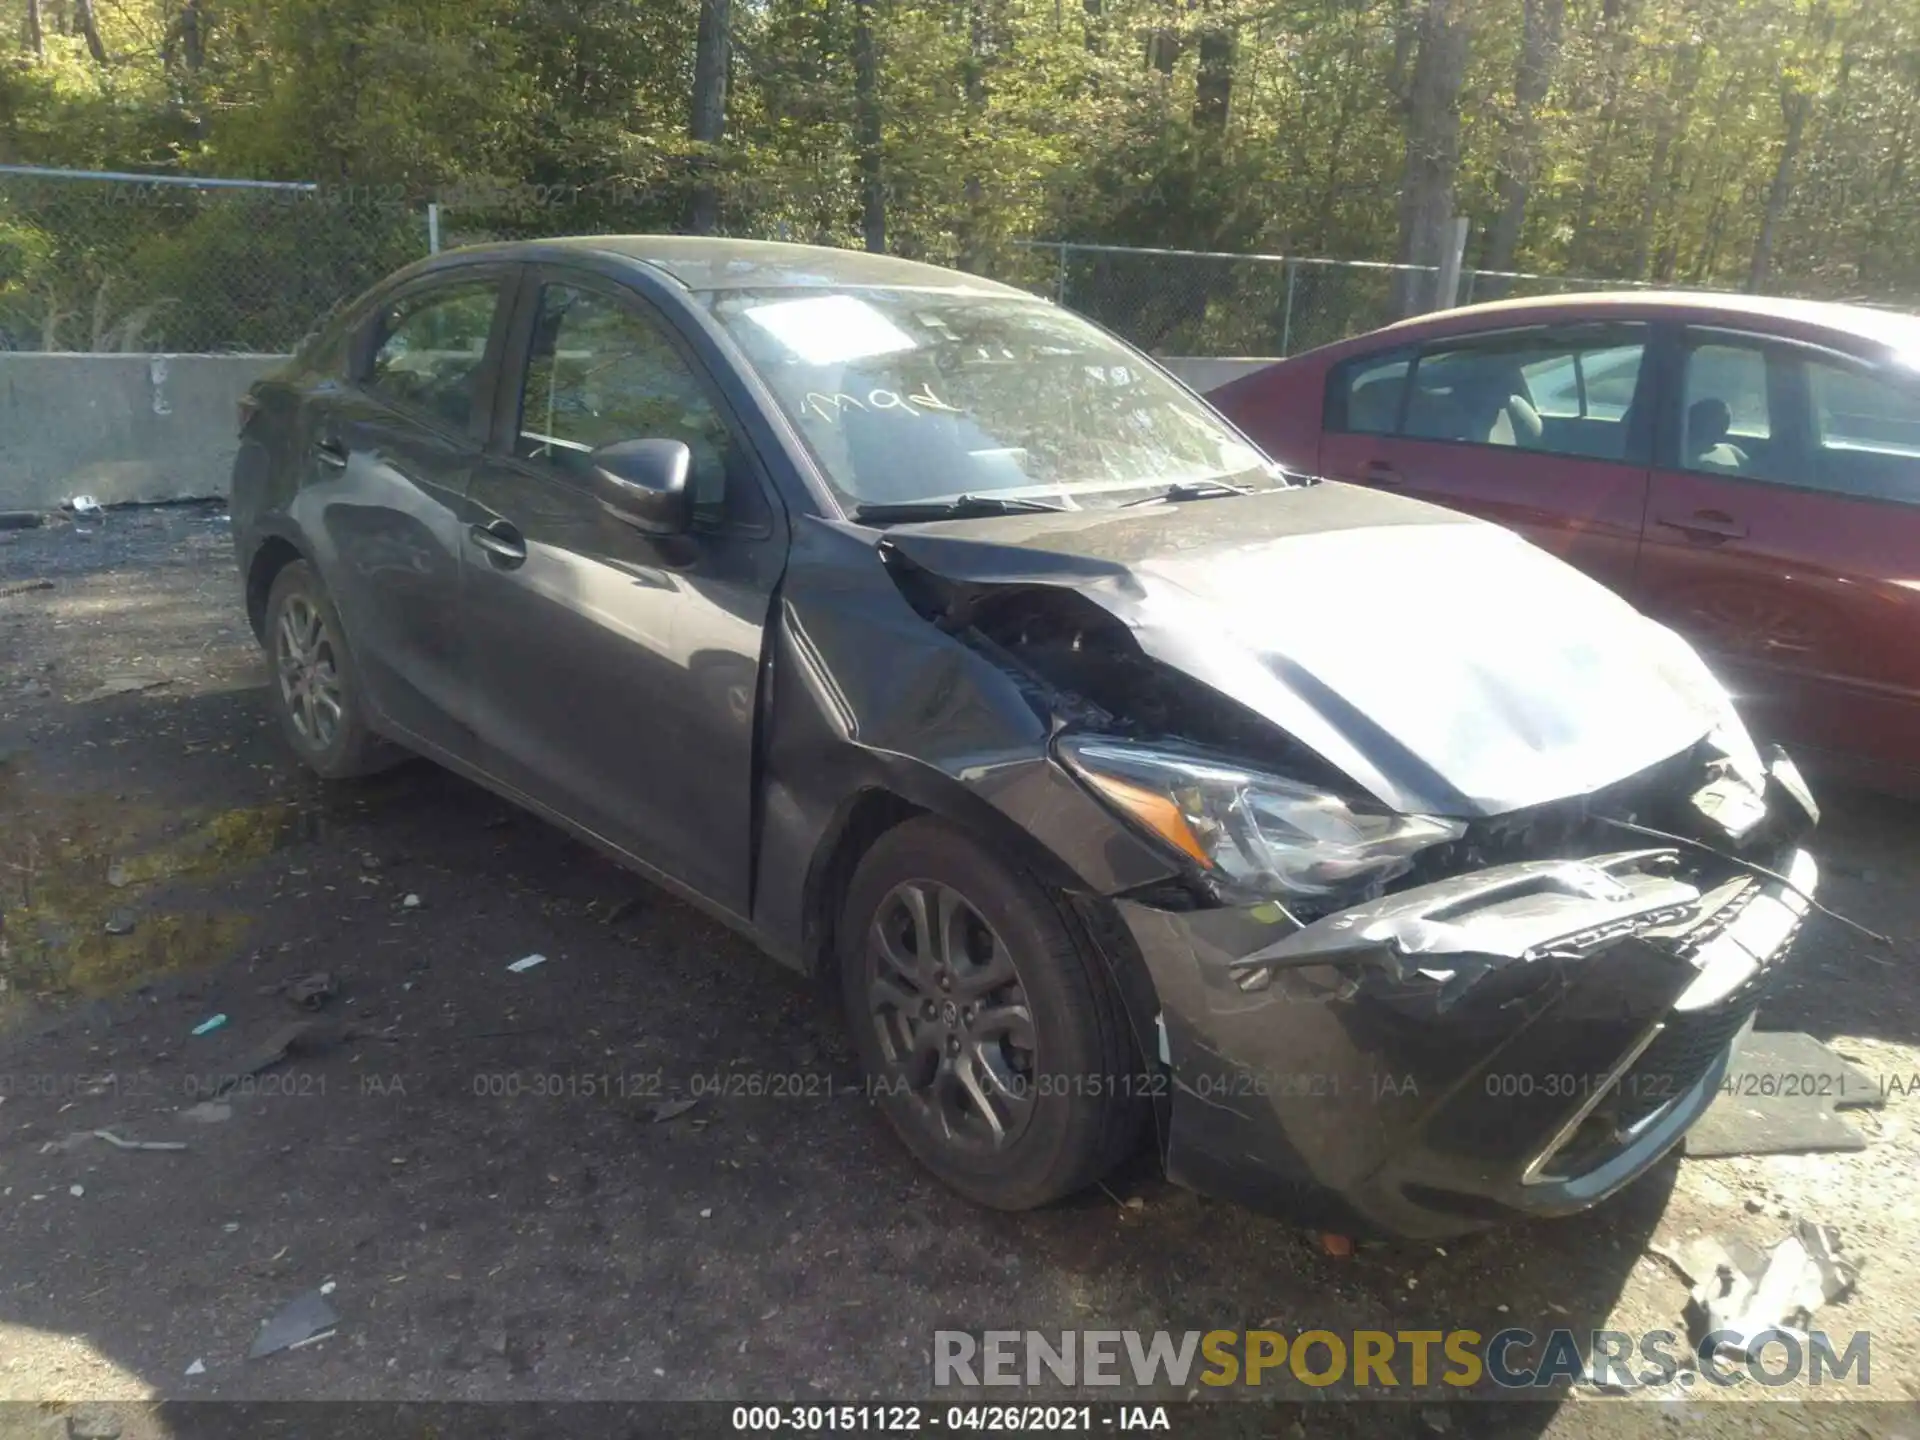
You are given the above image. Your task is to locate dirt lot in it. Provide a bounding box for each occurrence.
[1,504,1917,1437]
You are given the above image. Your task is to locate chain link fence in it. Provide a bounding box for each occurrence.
[1011,242,1688,359]
[2,166,1691,357]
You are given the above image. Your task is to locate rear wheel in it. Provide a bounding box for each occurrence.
[839,817,1141,1209]
[264,560,397,779]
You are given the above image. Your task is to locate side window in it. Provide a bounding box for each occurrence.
[518,284,744,523]
[1680,341,1773,477]
[365,280,502,433]
[1326,351,1410,435]
[1404,328,1647,460]
[1807,359,1920,505]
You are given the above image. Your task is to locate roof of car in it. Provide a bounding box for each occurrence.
[1375,289,1920,354]
[439,235,1037,297]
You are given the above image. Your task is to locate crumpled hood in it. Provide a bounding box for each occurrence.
[878,483,1729,818]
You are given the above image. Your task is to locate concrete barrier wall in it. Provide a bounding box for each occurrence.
[1159,357,1282,395]
[0,353,288,511]
[0,351,1277,511]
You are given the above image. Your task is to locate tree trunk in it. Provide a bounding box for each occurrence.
[72,0,106,62]
[1083,0,1101,53]
[1192,20,1235,129]
[25,0,44,58]
[1749,87,1811,292]
[1568,0,1635,271]
[1392,0,1470,316]
[1630,41,1699,279]
[1480,0,1564,284]
[853,0,886,253]
[687,0,732,235]
[960,0,991,271]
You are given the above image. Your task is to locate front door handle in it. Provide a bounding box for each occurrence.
[314,439,349,470]
[469,520,528,568]
[1658,509,1748,541]
[1363,460,1404,485]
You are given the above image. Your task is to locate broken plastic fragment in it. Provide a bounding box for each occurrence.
[191,1014,228,1037]
[506,953,548,973]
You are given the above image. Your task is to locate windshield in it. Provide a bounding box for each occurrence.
[702,287,1274,511]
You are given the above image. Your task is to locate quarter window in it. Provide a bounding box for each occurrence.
[518,284,738,521]
[1327,352,1411,435]
[366,280,501,432]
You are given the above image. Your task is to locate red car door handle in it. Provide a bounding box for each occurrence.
[1658,510,1748,541]
[1363,461,1404,485]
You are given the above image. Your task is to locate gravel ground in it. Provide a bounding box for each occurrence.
[1,504,1916,1438]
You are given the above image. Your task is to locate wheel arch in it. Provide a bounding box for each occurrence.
[244,532,309,643]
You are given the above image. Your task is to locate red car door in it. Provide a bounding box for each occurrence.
[1315,322,1653,595]
[1634,328,1920,783]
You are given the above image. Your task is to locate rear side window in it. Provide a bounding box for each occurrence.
[364,279,502,433]
[1325,351,1412,434]
[1807,359,1920,505]
[1402,327,1648,460]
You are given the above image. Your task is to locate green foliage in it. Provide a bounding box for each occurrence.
[2,0,1916,353]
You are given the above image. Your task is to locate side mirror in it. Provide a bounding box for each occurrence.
[589,439,693,536]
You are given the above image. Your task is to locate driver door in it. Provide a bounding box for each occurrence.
[459,267,786,916]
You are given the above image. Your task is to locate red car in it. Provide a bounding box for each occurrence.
[1211,292,1920,793]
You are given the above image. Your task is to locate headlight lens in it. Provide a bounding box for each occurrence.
[1059,738,1466,904]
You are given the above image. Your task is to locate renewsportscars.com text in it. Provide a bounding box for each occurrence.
[933,1328,1870,1391]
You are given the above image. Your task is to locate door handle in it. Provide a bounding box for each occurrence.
[314,439,349,470]
[1362,460,1404,485]
[1658,510,1748,541]
[469,520,528,568]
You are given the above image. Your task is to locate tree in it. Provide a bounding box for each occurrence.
[1392,0,1470,314]
[1481,0,1565,278]
[853,0,885,252]
[689,0,733,234]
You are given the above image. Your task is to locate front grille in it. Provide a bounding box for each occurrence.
[1612,995,1762,1131]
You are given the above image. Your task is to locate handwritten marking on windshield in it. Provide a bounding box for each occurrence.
[803,383,961,424]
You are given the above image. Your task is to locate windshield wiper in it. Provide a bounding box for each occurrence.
[1120,478,1254,507]
[850,494,1069,524]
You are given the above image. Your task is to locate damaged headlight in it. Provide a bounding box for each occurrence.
[1059,739,1465,904]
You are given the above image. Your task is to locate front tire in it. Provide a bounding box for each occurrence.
[838,817,1142,1210]
[263,560,396,779]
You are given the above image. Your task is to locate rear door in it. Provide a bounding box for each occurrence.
[1635,327,1920,778]
[458,266,788,916]
[295,265,517,759]
[1317,323,1653,594]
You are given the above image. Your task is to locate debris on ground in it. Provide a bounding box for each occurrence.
[248,1287,341,1359]
[1319,1232,1354,1258]
[0,511,48,533]
[212,1018,360,1096]
[402,893,422,909]
[64,1407,123,1440]
[648,1097,700,1123]
[65,495,105,519]
[506,953,548,973]
[184,1359,207,1376]
[276,971,336,1010]
[1661,1221,1859,1360]
[82,674,173,701]
[69,1184,85,1197]
[90,1129,188,1152]
[181,1101,233,1124]
[103,911,137,936]
[190,1013,229,1036]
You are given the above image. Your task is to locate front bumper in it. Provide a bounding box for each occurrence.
[1115,791,1819,1239]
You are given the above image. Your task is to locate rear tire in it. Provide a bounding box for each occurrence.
[263,560,398,780]
[838,816,1142,1210]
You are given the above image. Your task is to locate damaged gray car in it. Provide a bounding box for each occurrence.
[232,238,1822,1239]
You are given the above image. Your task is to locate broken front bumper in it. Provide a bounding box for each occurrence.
[1116,830,1819,1240]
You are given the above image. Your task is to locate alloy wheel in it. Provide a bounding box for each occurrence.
[275,594,345,752]
[866,879,1038,1154]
